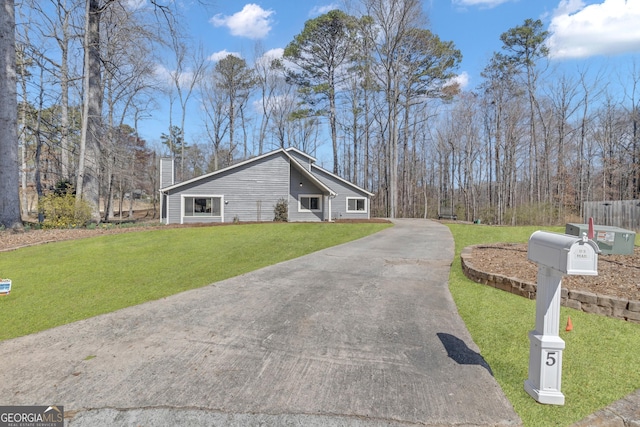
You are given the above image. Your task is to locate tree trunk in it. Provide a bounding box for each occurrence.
[34,64,45,223]
[77,0,103,222]
[60,0,71,181]
[19,45,29,219]
[0,0,23,229]
[330,85,339,175]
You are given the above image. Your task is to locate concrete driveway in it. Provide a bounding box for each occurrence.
[0,219,520,426]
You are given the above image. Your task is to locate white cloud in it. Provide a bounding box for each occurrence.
[210,4,275,40]
[125,0,146,9]
[443,71,470,90]
[153,64,173,86]
[310,4,339,16]
[452,0,514,9]
[451,71,470,90]
[255,48,285,67]
[263,48,284,60]
[208,50,242,62]
[552,0,586,15]
[547,0,640,59]
[154,64,195,87]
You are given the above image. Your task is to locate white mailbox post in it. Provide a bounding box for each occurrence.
[525,231,599,405]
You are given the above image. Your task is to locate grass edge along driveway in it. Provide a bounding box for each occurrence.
[0,222,391,342]
[4,220,639,426]
[447,223,640,427]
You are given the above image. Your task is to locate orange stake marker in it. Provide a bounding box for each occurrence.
[566,316,573,332]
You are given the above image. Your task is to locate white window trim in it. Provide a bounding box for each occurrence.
[346,197,368,213]
[181,195,224,223]
[298,194,323,212]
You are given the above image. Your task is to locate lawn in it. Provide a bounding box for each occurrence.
[2,220,638,426]
[447,223,640,427]
[0,222,391,341]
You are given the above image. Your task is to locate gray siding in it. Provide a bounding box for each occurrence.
[159,158,174,224]
[312,167,371,220]
[161,148,372,224]
[165,153,290,224]
[159,158,174,189]
[288,167,325,222]
[287,149,315,170]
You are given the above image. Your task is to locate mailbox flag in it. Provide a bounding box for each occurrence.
[588,217,594,240]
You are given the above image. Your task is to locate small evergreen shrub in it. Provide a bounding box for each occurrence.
[273,198,288,222]
[39,190,93,229]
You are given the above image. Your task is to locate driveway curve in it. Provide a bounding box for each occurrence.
[0,219,520,426]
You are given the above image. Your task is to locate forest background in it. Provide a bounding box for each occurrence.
[1,0,640,228]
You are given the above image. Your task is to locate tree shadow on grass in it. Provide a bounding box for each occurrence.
[437,332,494,376]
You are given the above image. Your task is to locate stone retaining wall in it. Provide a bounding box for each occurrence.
[461,246,640,323]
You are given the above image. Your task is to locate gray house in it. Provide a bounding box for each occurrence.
[159,147,373,224]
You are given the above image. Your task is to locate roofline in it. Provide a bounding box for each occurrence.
[159,146,369,198]
[285,146,317,164]
[284,150,336,196]
[159,149,287,193]
[310,163,375,197]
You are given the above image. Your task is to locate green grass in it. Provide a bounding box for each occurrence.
[447,223,640,427]
[0,222,391,341]
[2,220,637,426]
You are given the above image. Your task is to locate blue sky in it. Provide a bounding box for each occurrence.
[139,0,640,152]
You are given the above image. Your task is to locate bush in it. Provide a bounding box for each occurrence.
[39,191,93,229]
[506,202,561,226]
[53,179,75,196]
[273,198,288,222]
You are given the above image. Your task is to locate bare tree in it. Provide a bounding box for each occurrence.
[339,73,364,184]
[0,0,22,229]
[289,113,321,154]
[576,67,604,215]
[499,18,549,205]
[480,52,527,224]
[167,37,207,181]
[352,15,377,194]
[213,54,256,162]
[76,0,111,222]
[26,0,82,182]
[101,3,159,220]
[621,61,640,198]
[360,0,460,218]
[543,71,582,221]
[360,0,420,217]
[253,45,283,155]
[200,74,229,171]
[263,58,300,151]
[75,0,175,222]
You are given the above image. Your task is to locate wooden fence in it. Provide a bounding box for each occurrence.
[583,200,640,231]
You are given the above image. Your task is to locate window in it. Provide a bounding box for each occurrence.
[347,197,367,212]
[184,196,222,217]
[299,195,322,212]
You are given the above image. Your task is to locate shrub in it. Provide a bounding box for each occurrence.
[39,191,93,229]
[273,198,288,222]
[53,179,75,196]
